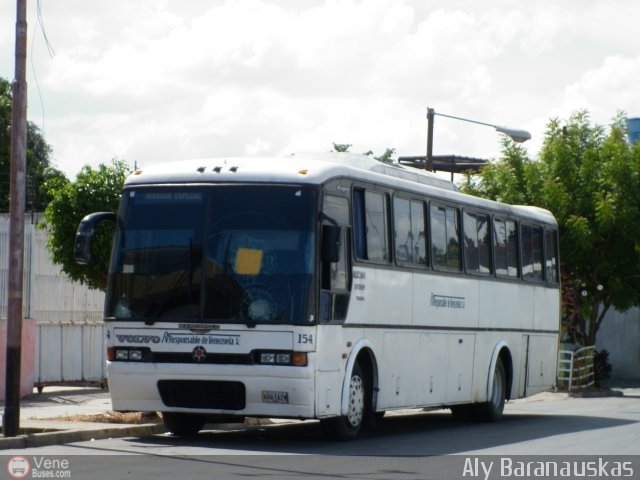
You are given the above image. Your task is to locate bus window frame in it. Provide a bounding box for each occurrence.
[492,215,520,281]
[391,193,429,269]
[319,190,353,324]
[520,222,544,283]
[543,227,560,285]
[351,185,392,266]
[462,208,493,277]
[429,201,462,273]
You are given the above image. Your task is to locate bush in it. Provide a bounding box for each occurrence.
[594,349,612,387]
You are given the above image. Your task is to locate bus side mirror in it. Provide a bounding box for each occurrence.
[74,212,117,265]
[321,225,341,263]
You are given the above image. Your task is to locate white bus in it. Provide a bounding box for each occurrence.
[75,153,560,440]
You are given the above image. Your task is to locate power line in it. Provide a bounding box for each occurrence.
[547,0,640,39]
[600,0,640,23]
[36,0,55,58]
[30,0,55,136]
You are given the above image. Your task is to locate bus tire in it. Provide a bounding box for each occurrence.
[475,357,506,422]
[162,412,206,436]
[450,404,474,421]
[321,362,367,440]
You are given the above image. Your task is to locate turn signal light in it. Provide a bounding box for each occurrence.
[292,352,307,366]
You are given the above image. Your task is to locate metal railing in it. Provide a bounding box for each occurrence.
[557,346,596,391]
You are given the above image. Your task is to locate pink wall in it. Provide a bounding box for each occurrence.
[0,318,36,400]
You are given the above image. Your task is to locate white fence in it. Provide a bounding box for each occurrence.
[557,346,596,391]
[34,323,106,390]
[0,215,106,389]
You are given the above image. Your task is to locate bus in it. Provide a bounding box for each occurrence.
[74,153,560,440]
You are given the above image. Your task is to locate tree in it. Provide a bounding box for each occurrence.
[43,159,130,291]
[460,111,640,346]
[332,143,352,153]
[332,143,396,164]
[0,76,67,212]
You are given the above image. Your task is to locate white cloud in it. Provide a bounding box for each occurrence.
[561,54,640,121]
[1,0,639,177]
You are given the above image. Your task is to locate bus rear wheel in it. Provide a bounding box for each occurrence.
[162,412,206,436]
[321,362,367,440]
[475,357,506,422]
[450,404,474,421]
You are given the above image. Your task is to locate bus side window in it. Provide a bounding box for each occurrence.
[322,194,350,290]
[411,200,428,266]
[544,228,559,283]
[494,218,518,278]
[353,188,389,263]
[521,223,543,281]
[323,193,350,226]
[321,194,351,321]
[364,191,389,262]
[431,204,461,271]
[464,211,491,274]
[393,197,412,263]
[394,197,428,267]
[353,189,367,260]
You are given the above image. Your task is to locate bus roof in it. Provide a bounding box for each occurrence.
[125,153,556,226]
[126,153,456,190]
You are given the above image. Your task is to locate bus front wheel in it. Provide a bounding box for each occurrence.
[321,362,367,440]
[162,412,206,436]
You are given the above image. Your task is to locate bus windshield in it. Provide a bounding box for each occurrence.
[106,186,316,325]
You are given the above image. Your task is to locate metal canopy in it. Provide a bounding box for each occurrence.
[398,155,488,174]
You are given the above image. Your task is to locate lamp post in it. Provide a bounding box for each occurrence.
[425,107,531,171]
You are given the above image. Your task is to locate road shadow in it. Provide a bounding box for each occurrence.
[133,408,637,456]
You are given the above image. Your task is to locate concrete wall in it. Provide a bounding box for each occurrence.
[596,307,640,380]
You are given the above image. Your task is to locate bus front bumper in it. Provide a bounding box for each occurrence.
[106,360,317,419]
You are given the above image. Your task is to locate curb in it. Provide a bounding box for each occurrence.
[568,388,625,398]
[569,389,625,398]
[0,423,166,450]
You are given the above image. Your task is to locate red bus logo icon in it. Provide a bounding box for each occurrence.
[7,456,30,479]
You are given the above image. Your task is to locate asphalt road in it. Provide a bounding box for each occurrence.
[3,391,640,479]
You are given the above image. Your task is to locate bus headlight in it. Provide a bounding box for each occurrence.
[129,350,143,361]
[256,351,307,366]
[109,347,148,362]
[275,353,291,364]
[260,352,276,364]
[115,349,129,361]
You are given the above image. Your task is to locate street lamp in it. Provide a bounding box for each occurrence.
[425,107,531,171]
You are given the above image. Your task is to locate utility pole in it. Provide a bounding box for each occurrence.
[4,0,28,438]
[426,108,435,172]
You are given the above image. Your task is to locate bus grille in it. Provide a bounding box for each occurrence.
[157,380,246,410]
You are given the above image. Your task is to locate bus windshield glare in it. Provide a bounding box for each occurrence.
[106,186,316,325]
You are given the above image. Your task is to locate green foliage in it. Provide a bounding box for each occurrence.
[332,143,396,164]
[43,159,130,291]
[332,143,352,153]
[370,147,396,164]
[461,139,538,205]
[0,76,67,211]
[460,110,640,345]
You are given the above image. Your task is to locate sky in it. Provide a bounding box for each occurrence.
[1,0,639,179]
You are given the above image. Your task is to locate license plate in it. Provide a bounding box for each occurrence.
[261,391,289,404]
